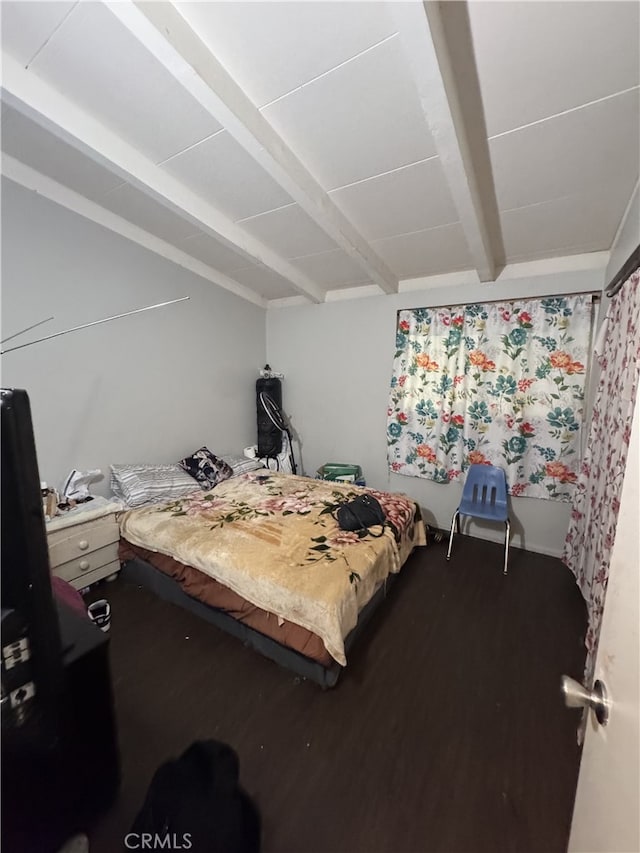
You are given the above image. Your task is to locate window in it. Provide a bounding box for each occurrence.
[387,295,593,501]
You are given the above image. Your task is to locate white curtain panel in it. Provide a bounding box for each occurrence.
[564,270,640,683]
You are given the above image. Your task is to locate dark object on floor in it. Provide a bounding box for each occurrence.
[131,740,260,853]
[425,524,446,544]
[87,599,111,632]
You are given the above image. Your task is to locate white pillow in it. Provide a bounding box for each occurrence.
[221,455,267,476]
[110,463,201,508]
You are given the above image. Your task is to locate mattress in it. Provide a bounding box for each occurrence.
[118,538,334,666]
[119,471,426,665]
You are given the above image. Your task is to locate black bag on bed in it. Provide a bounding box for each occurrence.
[130,740,260,853]
[335,494,387,537]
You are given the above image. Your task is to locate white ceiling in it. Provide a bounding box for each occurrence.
[1,1,638,307]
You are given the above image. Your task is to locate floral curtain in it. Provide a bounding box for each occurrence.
[564,270,640,683]
[387,295,593,501]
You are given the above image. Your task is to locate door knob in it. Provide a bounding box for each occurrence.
[561,675,610,726]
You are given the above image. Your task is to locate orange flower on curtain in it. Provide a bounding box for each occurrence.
[387,296,593,501]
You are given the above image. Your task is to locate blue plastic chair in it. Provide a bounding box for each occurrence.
[446,464,511,574]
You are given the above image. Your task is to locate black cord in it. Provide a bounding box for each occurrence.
[284,428,297,475]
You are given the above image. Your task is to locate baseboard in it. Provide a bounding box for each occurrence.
[448,528,565,560]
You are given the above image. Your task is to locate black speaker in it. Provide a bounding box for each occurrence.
[1,389,64,747]
[2,601,120,853]
[1,389,120,852]
[256,377,283,458]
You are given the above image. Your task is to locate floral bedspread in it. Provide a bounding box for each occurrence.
[119,472,426,665]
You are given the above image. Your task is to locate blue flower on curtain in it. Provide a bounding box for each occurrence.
[387,296,593,501]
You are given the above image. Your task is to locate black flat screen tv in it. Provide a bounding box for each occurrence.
[2,390,120,852]
[1,388,63,745]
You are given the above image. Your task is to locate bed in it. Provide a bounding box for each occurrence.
[117,470,426,687]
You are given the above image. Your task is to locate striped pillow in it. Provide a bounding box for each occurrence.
[110,464,200,508]
[221,455,267,476]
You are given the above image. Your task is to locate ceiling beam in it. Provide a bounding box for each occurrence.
[106,1,398,295]
[1,54,326,304]
[390,1,504,283]
[1,155,268,308]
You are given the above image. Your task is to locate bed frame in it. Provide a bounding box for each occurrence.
[120,557,398,689]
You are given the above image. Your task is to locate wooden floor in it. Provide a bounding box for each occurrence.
[87,534,587,853]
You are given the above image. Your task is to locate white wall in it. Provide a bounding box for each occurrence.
[606,184,639,283]
[1,178,266,497]
[1,172,614,555]
[267,266,605,557]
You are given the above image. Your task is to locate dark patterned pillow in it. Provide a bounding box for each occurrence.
[178,447,233,490]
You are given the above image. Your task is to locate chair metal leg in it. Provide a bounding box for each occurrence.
[503,518,510,575]
[447,511,459,561]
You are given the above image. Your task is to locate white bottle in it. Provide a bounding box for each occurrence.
[40,481,49,519]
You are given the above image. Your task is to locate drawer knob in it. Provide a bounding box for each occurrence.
[79,559,90,571]
[78,540,89,551]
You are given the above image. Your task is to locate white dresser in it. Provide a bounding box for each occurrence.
[46,499,123,589]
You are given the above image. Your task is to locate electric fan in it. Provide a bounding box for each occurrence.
[258,391,297,474]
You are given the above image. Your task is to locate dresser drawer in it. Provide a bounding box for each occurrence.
[53,542,120,584]
[56,561,120,591]
[48,517,119,568]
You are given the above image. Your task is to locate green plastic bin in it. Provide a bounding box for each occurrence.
[316,463,365,486]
